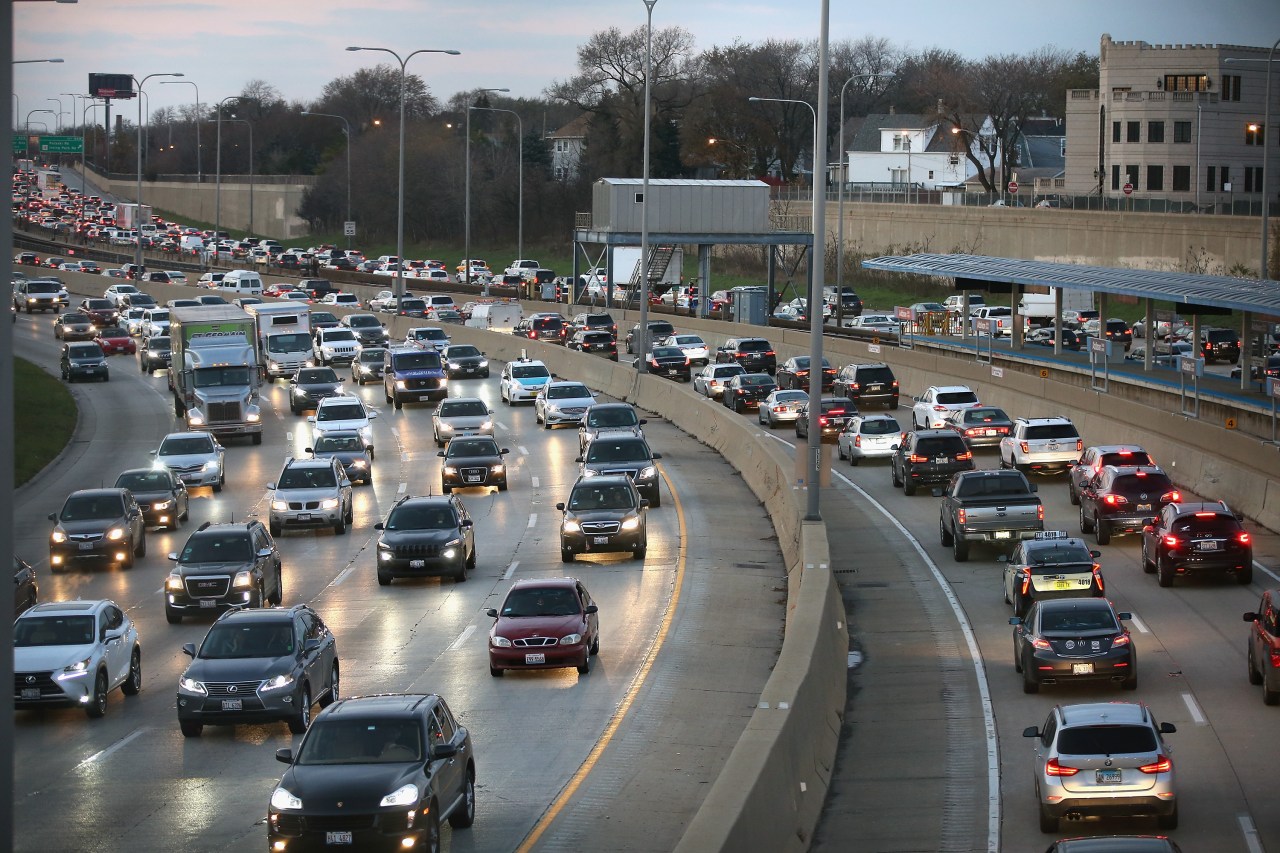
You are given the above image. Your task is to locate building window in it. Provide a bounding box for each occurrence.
[1172,165,1191,192]
[1246,124,1265,146]
[1245,166,1264,193]
[1148,121,1165,144]
[1206,165,1216,192]
[927,170,934,180]
[1126,165,1140,189]
[1164,74,1209,92]
[1222,74,1242,102]
[1111,164,1121,190]
[1174,121,1192,144]
[1147,165,1164,191]
[1221,166,1230,191]
[893,134,910,152]
[1112,121,1121,143]
[1127,121,1141,143]
[633,192,645,204]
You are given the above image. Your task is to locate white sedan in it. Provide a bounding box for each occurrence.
[308,396,378,457]
[662,334,710,366]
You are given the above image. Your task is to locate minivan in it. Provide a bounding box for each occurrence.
[218,269,263,296]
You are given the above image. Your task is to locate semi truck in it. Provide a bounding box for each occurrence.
[168,305,264,444]
[114,203,153,231]
[243,302,312,380]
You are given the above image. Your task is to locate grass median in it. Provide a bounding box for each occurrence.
[14,356,77,486]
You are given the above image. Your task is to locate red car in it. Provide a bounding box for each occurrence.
[263,283,298,298]
[486,577,600,677]
[95,326,137,356]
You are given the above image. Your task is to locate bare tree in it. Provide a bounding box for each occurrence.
[318,65,439,131]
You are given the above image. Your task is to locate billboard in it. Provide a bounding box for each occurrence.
[89,73,136,99]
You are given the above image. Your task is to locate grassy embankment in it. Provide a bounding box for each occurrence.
[14,357,77,486]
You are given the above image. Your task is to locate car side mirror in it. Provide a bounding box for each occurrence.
[459,519,473,529]
[437,451,445,458]
[1142,525,1154,534]
[584,604,599,615]
[500,448,510,455]
[1118,612,1132,621]
[1244,611,1260,622]
[486,608,498,618]
[167,552,179,561]
[1090,550,1101,559]
[1159,722,1177,734]
[890,444,900,451]
[1234,511,1245,521]
[432,742,458,760]
[374,522,385,530]
[368,411,378,419]
[574,456,583,463]
[555,502,566,511]
[1022,726,1040,738]
[307,416,316,424]
[266,482,276,491]
[303,639,321,654]
[1008,617,1022,626]
[47,512,57,522]
[182,642,197,658]
[257,548,275,558]
[275,748,294,765]
[931,487,944,497]
[638,419,648,425]
[651,452,662,460]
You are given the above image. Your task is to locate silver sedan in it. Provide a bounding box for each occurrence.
[757,389,809,427]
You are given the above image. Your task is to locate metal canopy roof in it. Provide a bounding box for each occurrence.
[861,253,1280,316]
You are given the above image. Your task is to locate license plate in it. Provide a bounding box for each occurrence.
[326,831,353,845]
[21,688,40,700]
[1054,581,1072,590]
[296,513,311,521]
[1095,768,1121,784]
[200,599,217,608]
[1137,504,1152,511]
[994,531,1011,539]
[984,429,996,436]
[221,699,242,711]
[525,653,545,665]
[1195,540,1220,552]
[867,385,883,392]
[410,559,425,568]
[1072,663,1094,675]
[935,456,947,463]
[666,369,679,376]
[593,536,610,544]
[78,542,92,551]
[465,476,481,483]
[1047,443,1060,449]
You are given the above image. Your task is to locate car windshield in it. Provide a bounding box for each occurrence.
[586,440,649,463]
[860,418,901,435]
[297,719,424,765]
[587,408,639,428]
[149,311,170,322]
[773,391,808,404]
[392,352,441,370]
[511,365,549,379]
[98,327,127,337]
[1025,424,1079,440]
[323,330,357,342]
[314,435,363,453]
[199,621,295,659]
[68,344,102,358]
[385,504,456,530]
[651,348,683,359]
[936,391,977,405]
[447,345,480,358]
[440,400,488,417]
[193,367,252,388]
[179,532,251,563]
[159,436,215,455]
[501,586,582,618]
[446,438,498,458]
[568,484,637,511]
[740,376,774,387]
[147,337,170,351]
[548,385,590,400]
[267,333,312,354]
[115,471,173,492]
[60,494,123,521]
[358,349,385,364]
[673,336,703,346]
[297,369,338,384]
[1056,725,1157,756]
[318,403,365,422]
[954,473,1029,497]
[278,466,338,489]
[85,299,112,310]
[347,316,380,329]
[27,282,60,294]
[14,616,96,647]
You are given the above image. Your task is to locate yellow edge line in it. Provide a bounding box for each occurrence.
[515,464,687,852]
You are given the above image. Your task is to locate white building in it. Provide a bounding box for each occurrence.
[547,115,589,182]
[841,112,1000,190]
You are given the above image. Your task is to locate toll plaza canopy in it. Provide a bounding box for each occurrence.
[861,253,1280,317]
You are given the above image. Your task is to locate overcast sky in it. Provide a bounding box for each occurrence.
[12,0,1280,130]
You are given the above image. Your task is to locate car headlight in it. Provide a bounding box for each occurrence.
[638,466,657,480]
[187,412,205,426]
[478,359,489,367]
[179,676,207,695]
[271,500,288,511]
[106,527,126,541]
[232,570,253,589]
[292,387,307,397]
[559,633,582,645]
[320,498,339,509]
[166,573,184,591]
[57,658,92,680]
[563,519,581,533]
[261,673,294,691]
[360,365,373,373]
[491,464,504,473]
[203,460,219,472]
[380,784,419,808]
[395,379,407,390]
[438,422,454,433]
[271,787,303,811]
[491,635,512,648]
[480,420,493,431]
[448,361,461,369]
[152,500,172,511]
[50,529,67,543]
[443,466,458,476]
[621,516,641,531]
[350,459,367,468]
[246,410,261,423]
[581,469,600,479]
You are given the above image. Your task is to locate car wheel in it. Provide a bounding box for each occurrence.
[490,664,505,677]
[1022,661,1040,694]
[1238,565,1254,585]
[423,800,441,853]
[952,536,969,562]
[497,480,508,492]
[903,480,916,497]
[435,432,444,448]
[1095,520,1111,546]
[86,670,109,718]
[939,519,954,546]
[1079,506,1094,534]
[394,396,403,410]
[377,568,392,586]
[577,651,591,675]
[319,663,339,708]
[270,521,281,537]
[121,648,142,696]
[1038,807,1057,834]
[135,532,146,558]
[213,476,223,494]
[1141,544,1156,574]
[561,549,574,563]
[269,570,283,606]
[252,432,262,446]
[891,463,902,488]
[1156,804,1178,831]
[1068,483,1080,506]
[287,685,311,734]
[1013,638,1023,672]
[635,546,647,560]
[448,769,477,829]
[165,605,182,625]
[442,484,452,494]
[1157,556,1175,587]
[179,719,203,738]
[333,513,346,535]
[250,580,264,609]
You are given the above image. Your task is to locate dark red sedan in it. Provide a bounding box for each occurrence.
[95,325,137,356]
[486,577,600,677]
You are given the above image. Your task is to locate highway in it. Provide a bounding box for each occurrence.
[10,301,784,852]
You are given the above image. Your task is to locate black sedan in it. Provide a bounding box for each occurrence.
[721,374,778,413]
[1011,597,1136,693]
[775,355,836,392]
[14,556,37,618]
[438,436,509,493]
[567,330,618,360]
[351,347,387,385]
[795,397,856,442]
[645,346,692,381]
[288,367,345,415]
[114,467,190,530]
[441,344,491,379]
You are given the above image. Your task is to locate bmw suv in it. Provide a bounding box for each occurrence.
[164,521,284,623]
[268,457,354,536]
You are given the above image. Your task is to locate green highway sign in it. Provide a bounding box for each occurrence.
[12,133,26,154]
[38,135,83,154]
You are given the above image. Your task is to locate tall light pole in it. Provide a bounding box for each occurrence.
[1226,44,1280,280]
[215,94,254,241]
[47,97,65,131]
[133,72,183,268]
[226,118,254,237]
[835,73,890,309]
[162,79,202,183]
[464,89,510,290]
[637,0,658,374]
[347,45,461,299]
[82,98,104,192]
[12,58,66,150]
[470,105,524,275]
[302,111,353,248]
[25,108,55,132]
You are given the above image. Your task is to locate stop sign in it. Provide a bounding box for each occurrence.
[1123,182,1133,196]
[1007,180,1018,194]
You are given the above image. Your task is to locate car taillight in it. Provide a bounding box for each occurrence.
[853,435,862,447]
[933,405,947,412]
[1112,633,1131,647]
[909,454,929,463]
[1138,755,1172,774]
[1092,566,1103,592]
[849,382,860,391]
[1037,505,1045,521]
[1163,535,1179,548]
[1032,637,1052,650]
[1046,759,1079,777]
[1020,441,1030,453]
[1162,491,1181,503]
[1238,532,1251,545]
[892,380,899,387]
[1104,494,1128,506]
[956,508,967,525]
[765,350,775,356]
[957,451,973,461]
[818,416,828,426]
[1020,569,1030,595]
[1270,651,1280,668]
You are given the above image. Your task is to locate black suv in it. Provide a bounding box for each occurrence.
[558,475,649,562]
[438,436,510,493]
[1078,465,1179,545]
[374,495,476,584]
[833,362,899,409]
[579,435,663,507]
[177,604,339,737]
[568,311,618,339]
[1140,500,1252,586]
[60,342,110,382]
[164,521,284,623]
[1199,327,1241,364]
[890,430,975,496]
[625,320,675,355]
[796,397,857,442]
[515,313,567,344]
[568,330,619,360]
[139,335,172,374]
[288,367,344,415]
[48,488,146,571]
[269,694,475,851]
[715,337,777,374]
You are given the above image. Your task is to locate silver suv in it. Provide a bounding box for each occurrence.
[268,457,353,537]
[1023,701,1178,833]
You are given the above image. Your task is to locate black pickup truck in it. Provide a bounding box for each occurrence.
[937,469,1044,562]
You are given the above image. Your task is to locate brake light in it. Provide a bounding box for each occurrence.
[1112,633,1131,647]
[1104,494,1128,506]
[957,451,973,461]
[1093,566,1104,592]
[1020,441,1030,453]
[853,435,862,447]
[1162,491,1181,503]
[1270,651,1280,669]
[765,350,775,356]
[819,416,829,427]
[1194,512,1217,518]
[909,454,929,463]
[1139,755,1172,774]
[1118,449,1132,456]
[1046,758,1079,777]
[933,405,948,411]
[1037,505,1045,521]
[956,508,967,525]
[965,428,979,436]
[1164,535,1179,548]
[892,380,899,387]
[1032,637,1052,650]
[1020,569,1030,595]
[1238,532,1251,545]
[849,382,861,391]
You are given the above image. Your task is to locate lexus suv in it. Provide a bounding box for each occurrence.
[487,577,600,675]
[14,599,142,718]
[48,488,146,571]
[164,521,284,623]
[176,604,339,737]
[268,456,354,536]
[557,475,648,562]
[374,495,476,584]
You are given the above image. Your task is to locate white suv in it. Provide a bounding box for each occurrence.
[911,385,980,429]
[1000,417,1083,475]
[313,327,360,366]
[14,599,142,718]
[267,456,354,536]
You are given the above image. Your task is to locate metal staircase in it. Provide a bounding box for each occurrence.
[622,245,677,305]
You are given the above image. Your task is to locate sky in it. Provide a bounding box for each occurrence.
[11,0,1280,131]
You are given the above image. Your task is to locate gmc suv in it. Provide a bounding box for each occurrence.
[164,521,284,623]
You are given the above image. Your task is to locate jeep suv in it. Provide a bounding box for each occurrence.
[164,521,284,623]
[383,347,447,409]
[374,495,476,584]
[268,457,354,536]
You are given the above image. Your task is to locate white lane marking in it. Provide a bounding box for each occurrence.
[154,587,164,595]
[518,445,530,456]
[1239,814,1264,853]
[527,513,537,529]
[332,565,357,586]
[504,561,519,580]
[531,476,540,489]
[448,625,476,651]
[76,727,146,770]
[391,427,400,439]
[495,420,509,431]
[765,428,1000,852]
[397,482,407,495]
[1182,692,1208,726]
[400,452,409,462]
[1254,560,1280,585]
[1127,613,1150,634]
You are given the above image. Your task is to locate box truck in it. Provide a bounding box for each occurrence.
[114,203,153,231]
[243,302,312,379]
[465,299,523,333]
[1018,288,1094,326]
[168,305,263,443]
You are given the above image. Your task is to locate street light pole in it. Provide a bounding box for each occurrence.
[637,0,657,374]
[162,79,201,183]
[133,72,183,269]
[215,94,254,242]
[48,97,65,132]
[464,89,510,291]
[226,118,254,236]
[347,46,461,300]
[301,111,353,248]
[835,72,891,317]
[470,106,524,271]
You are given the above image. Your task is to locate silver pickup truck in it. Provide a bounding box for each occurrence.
[937,469,1044,561]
